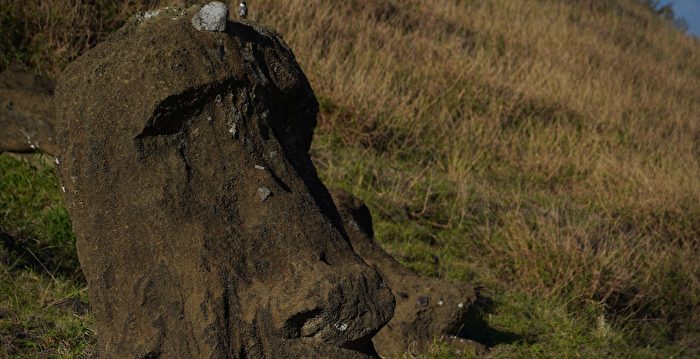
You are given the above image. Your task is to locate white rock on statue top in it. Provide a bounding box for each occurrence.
[192,1,228,32]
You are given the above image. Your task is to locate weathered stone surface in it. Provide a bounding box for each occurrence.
[55,6,393,358]
[0,71,58,155]
[331,189,477,356]
[191,1,228,32]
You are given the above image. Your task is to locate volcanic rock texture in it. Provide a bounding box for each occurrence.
[331,189,477,356]
[55,6,394,358]
[0,71,58,155]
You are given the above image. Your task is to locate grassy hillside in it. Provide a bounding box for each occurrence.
[2,0,699,357]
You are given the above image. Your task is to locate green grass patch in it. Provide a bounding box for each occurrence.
[0,265,94,358]
[0,154,80,279]
[0,154,93,357]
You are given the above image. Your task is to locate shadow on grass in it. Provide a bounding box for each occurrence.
[0,230,83,282]
[457,295,530,348]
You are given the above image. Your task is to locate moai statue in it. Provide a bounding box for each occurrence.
[55,4,394,358]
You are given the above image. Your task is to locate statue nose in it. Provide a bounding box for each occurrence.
[275,261,395,349]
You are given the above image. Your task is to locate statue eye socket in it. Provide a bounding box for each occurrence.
[136,80,238,139]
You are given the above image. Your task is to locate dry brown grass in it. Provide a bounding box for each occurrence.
[0,0,166,75]
[2,0,700,354]
[250,0,700,349]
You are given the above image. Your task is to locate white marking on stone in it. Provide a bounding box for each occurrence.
[257,187,271,202]
[55,157,60,165]
[227,109,241,138]
[438,300,444,306]
[458,302,464,308]
[61,186,66,193]
[254,165,265,171]
[191,1,228,32]
[334,323,349,332]
[143,10,160,19]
